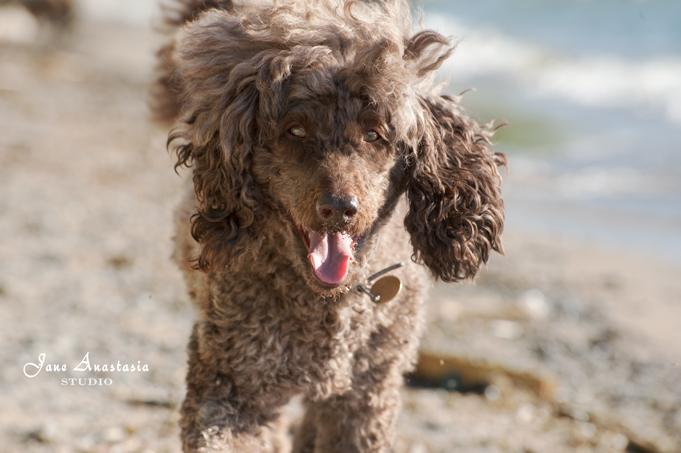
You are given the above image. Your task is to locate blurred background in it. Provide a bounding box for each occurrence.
[424,0,681,262]
[1,0,679,452]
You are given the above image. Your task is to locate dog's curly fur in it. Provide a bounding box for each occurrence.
[153,0,505,451]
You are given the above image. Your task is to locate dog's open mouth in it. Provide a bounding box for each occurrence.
[297,226,359,286]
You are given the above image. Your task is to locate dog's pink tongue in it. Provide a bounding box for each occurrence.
[308,231,353,285]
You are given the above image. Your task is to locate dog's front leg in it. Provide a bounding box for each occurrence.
[180,323,287,453]
[300,365,404,453]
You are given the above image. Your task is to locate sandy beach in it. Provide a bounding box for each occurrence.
[1,9,679,453]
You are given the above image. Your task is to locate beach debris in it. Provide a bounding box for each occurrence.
[515,403,536,424]
[521,288,550,319]
[484,384,501,401]
[410,351,557,400]
[490,319,524,340]
[103,426,125,443]
[23,422,57,444]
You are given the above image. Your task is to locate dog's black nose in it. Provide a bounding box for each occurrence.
[316,193,359,226]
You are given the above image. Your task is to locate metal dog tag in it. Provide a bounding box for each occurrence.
[369,275,402,304]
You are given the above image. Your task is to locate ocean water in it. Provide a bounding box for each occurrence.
[74,0,681,261]
[421,0,681,262]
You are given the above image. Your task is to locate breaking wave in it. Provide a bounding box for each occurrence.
[424,14,681,126]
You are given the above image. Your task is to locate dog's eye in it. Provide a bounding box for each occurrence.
[364,130,379,142]
[289,126,307,137]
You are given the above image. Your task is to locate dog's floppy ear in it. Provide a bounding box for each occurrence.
[167,11,269,273]
[405,94,505,282]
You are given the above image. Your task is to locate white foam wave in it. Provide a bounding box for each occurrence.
[77,0,157,25]
[424,14,681,125]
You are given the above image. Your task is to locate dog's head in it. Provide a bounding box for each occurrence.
[164,0,505,295]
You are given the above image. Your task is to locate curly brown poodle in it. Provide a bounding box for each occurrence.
[153,0,505,451]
